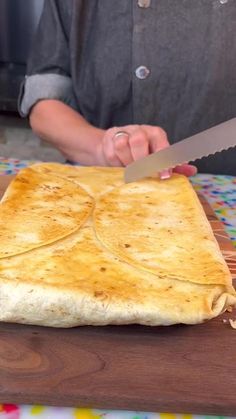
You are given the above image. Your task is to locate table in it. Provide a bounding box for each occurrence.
[0,157,235,419]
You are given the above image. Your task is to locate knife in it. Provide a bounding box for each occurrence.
[124,118,236,183]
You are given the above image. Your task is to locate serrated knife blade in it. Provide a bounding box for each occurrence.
[124,118,236,183]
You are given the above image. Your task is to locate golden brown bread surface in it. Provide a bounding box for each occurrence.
[0,166,93,258]
[0,163,235,327]
[94,177,231,286]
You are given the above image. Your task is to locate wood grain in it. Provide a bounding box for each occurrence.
[0,175,235,416]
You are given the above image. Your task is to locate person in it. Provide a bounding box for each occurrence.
[19,0,236,175]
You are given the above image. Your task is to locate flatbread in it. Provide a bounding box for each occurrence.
[0,163,235,327]
[94,176,231,286]
[0,166,93,258]
[31,162,124,198]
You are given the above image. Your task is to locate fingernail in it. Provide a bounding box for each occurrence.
[191,166,198,175]
[159,169,172,180]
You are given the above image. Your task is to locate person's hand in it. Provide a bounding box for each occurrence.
[97,124,197,177]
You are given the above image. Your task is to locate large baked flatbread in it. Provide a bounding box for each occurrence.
[0,163,235,327]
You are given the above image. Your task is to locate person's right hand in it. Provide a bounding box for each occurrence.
[97,124,197,178]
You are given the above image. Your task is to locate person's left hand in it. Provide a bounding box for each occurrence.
[98,124,197,177]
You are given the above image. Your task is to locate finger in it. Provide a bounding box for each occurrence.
[159,169,173,180]
[147,126,170,152]
[173,164,197,177]
[142,126,171,179]
[128,129,149,161]
[113,132,133,166]
[102,134,123,167]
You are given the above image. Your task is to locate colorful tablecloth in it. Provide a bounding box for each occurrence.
[0,157,235,419]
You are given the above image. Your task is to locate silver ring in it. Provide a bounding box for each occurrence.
[113,131,129,139]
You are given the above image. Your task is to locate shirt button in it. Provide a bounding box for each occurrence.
[135,66,150,80]
[138,0,151,8]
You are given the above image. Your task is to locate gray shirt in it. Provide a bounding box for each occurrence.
[19,0,236,174]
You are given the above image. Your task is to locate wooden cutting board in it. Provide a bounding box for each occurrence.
[0,175,236,416]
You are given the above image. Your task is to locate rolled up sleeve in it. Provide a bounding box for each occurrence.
[18,0,76,117]
[19,73,76,117]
